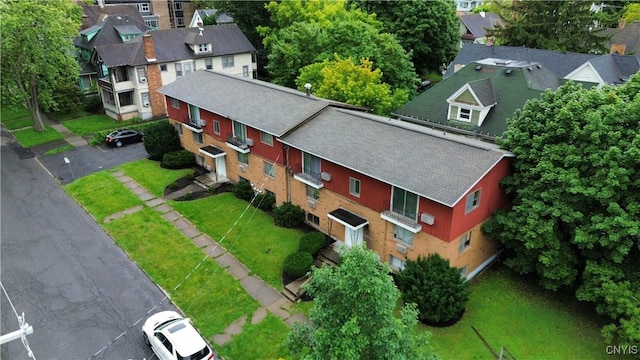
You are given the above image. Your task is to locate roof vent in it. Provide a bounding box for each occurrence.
[475,65,482,71]
[536,64,542,69]
[527,67,532,71]
[505,69,512,75]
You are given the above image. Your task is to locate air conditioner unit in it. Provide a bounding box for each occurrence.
[307,200,316,209]
[199,119,206,127]
[143,101,151,108]
[396,243,407,255]
[239,164,246,172]
[320,172,332,181]
[245,138,254,146]
[140,77,147,83]
[420,213,435,225]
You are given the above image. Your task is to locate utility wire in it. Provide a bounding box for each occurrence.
[1,281,37,359]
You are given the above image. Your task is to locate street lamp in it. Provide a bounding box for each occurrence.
[64,157,75,180]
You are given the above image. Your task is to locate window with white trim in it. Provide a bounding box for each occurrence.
[175,63,183,77]
[243,65,249,77]
[174,1,183,10]
[141,92,150,107]
[197,44,210,53]
[137,3,150,12]
[136,67,147,82]
[392,187,419,220]
[222,55,234,68]
[205,58,213,70]
[170,98,180,109]
[237,151,249,165]
[459,231,471,253]
[306,185,319,200]
[160,64,167,72]
[458,107,471,122]
[465,189,481,214]
[213,120,220,135]
[389,255,405,271]
[192,131,203,144]
[176,17,184,27]
[307,213,320,226]
[102,88,115,106]
[263,161,275,178]
[184,62,193,74]
[260,131,273,146]
[349,177,361,197]
[393,225,414,246]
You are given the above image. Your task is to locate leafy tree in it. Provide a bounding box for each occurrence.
[1,0,82,131]
[482,74,640,344]
[285,246,435,360]
[488,0,623,53]
[143,121,182,160]
[624,3,640,22]
[352,0,459,75]
[396,254,469,325]
[296,56,409,115]
[259,0,418,91]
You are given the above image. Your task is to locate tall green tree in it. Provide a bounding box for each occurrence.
[483,74,640,344]
[259,0,418,91]
[1,0,82,131]
[285,246,435,360]
[488,0,623,53]
[296,56,409,115]
[352,0,459,76]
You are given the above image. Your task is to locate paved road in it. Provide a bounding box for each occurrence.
[0,128,173,359]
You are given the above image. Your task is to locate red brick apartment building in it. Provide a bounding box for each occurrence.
[159,70,513,279]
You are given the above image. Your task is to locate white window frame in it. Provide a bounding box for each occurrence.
[137,3,150,12]
[457,107,472,122]
[160,64,168,72]
[192,131,203,144]
[465,189,481,214]
[349,177,361,197]
[459,231,472,253]
[237,151,249,165]
[197,44,210,53]
[243,65,249,77]
[306,185,319,200]
[307,212,320,226]
[205,58,213,70]
[213,120,220,135]
[174,1,183,10]
[170,98,180,109]
[260,131,273,146]
[393,225,414,246]
[222,55,234,68]
[389,255,405,271]
[175,63,183,77]
[263,161,275,178]
[176,17,184,27]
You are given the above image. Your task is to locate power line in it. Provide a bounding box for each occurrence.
[1,281,36,359]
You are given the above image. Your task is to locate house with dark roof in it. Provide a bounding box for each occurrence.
[604,20,640,55]
[102,0,198,30]
[394,58,577,141]
[158,70,514,279]
[77,1,144,30]
[189,8,233,28]
[564,54,640,85]
[83,23,255,120]
[459,12,502,44]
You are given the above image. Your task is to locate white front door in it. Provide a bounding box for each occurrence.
[215,156,226,178]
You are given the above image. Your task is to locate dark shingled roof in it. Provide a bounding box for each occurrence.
[459,12,502,40]
[74,14,149,50]
[445,44,598,78]
[78,2,144,30]
[280,107,509,207]
[587,54,640,84]
[158,70,331,136]
[93,23,255,68]
[394,58,565,139]
[604,21,640,55]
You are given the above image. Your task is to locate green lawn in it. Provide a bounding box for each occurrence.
[0,106,32,130]
[102,208,260,337]
[119,159,194,197]
[424,266,609,360]
[171,193,303,290]
[64,171,143,222]
[11,125,64,147]
[219,313,293,360]
[62,114,134,136]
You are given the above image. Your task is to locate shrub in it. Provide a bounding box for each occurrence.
[299,232,325,256]
[161,150,195,169]
[283,251,314,278]
[273,202,305,228]
[396,254,469,325]
[254,192,276,211]
[51,83,84,113]
[233,181,254,201]
[143,120,182,160]
[83,94,103,113]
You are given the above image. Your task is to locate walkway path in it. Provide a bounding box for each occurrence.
[105,170,309,346]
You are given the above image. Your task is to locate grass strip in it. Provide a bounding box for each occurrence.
[119,159,194,197]
[64,171,143,222]
[171,193,302,290]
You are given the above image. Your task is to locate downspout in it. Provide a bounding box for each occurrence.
[284,144,291,203]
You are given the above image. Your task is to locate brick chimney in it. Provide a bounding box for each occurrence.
[143,32,156,62]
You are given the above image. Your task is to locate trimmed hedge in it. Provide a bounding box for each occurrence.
[273,202,305,228]
[283,251,314,278]
[161,150,195,169]
[299,232,325,256]
[233,181,254,201]
[254,192,276,211]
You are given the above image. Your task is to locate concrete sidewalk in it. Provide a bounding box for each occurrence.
[106,170,309,346]
[49,123,89,147]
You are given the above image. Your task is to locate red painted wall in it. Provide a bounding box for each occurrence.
[166,97,188,122]
[449,158,511,240]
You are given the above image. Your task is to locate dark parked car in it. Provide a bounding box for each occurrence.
[105,129,144,147]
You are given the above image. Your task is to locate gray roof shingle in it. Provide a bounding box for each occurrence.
[587,54,640,84]
[280,107,508,207]
[74,14,149,50]
[158,70,331,136]
[445,44,598,78]
[460,12,503,40]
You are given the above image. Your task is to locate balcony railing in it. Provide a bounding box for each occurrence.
[225,133,250,153]
[291,163,323,188]
[380,200,422,233]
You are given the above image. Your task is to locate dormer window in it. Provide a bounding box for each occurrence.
[446,78,496,126]
[197,43,211,53]
[458,108,471,121]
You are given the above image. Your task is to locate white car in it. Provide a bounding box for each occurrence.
[142,311,217,360]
